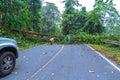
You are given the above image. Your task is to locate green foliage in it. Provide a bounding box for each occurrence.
[0,0,24,28]
[62,0,105,35]
[83,7,105,34]
[74,7,87,33]
[71,32,107,44]
[0,0,43,32]
[29,0,42,32]
[63,0,80,9]
[113,25,120,41]
[55,25,63,36]
[42,2,61,34]
[94,0,120,34]
[62,0,81,35]
[0,0,120,50]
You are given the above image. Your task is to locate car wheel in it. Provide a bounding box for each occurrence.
[0,51,16,77]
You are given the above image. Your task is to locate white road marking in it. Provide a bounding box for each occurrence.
[27,45,64,80]
[86,45,120,72]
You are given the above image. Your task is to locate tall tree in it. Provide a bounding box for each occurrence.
[83,8,105,34]
[62,0,81,35]
[94,0,120,34]
[29,0,42,32]
[42,2,61,34]
[0,0,24,28]
[74,7,87,32]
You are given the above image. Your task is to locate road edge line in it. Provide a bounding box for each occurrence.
[27,45,64,80]
[85,44,120,72]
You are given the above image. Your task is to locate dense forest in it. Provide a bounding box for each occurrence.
[0,0,120,46]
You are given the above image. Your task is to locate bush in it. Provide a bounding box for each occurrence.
[113,25,120,41]
[71,32,107,44]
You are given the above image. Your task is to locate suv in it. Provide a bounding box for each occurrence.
[0,38,19,77]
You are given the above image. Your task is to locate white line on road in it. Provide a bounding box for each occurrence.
[86,44,120,72]
[27,45,64,80]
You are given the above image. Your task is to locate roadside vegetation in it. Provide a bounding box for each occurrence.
[90,44,120,64]
[0,0,120,64]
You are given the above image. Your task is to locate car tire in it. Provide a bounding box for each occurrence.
[0,51,16,77]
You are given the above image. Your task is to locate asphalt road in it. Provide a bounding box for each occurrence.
[1,44,120,80]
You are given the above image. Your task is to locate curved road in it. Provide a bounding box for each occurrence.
[1,44,120,80]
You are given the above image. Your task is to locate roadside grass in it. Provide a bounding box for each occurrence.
[89,44,120,65]
[17,40,47,50]
[18,41,41,50]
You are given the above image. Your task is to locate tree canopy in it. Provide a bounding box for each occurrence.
[0,0,120,39]
[42,2,61,34]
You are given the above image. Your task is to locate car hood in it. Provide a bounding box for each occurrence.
[0,37,16,43]
[0,38,18,48]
